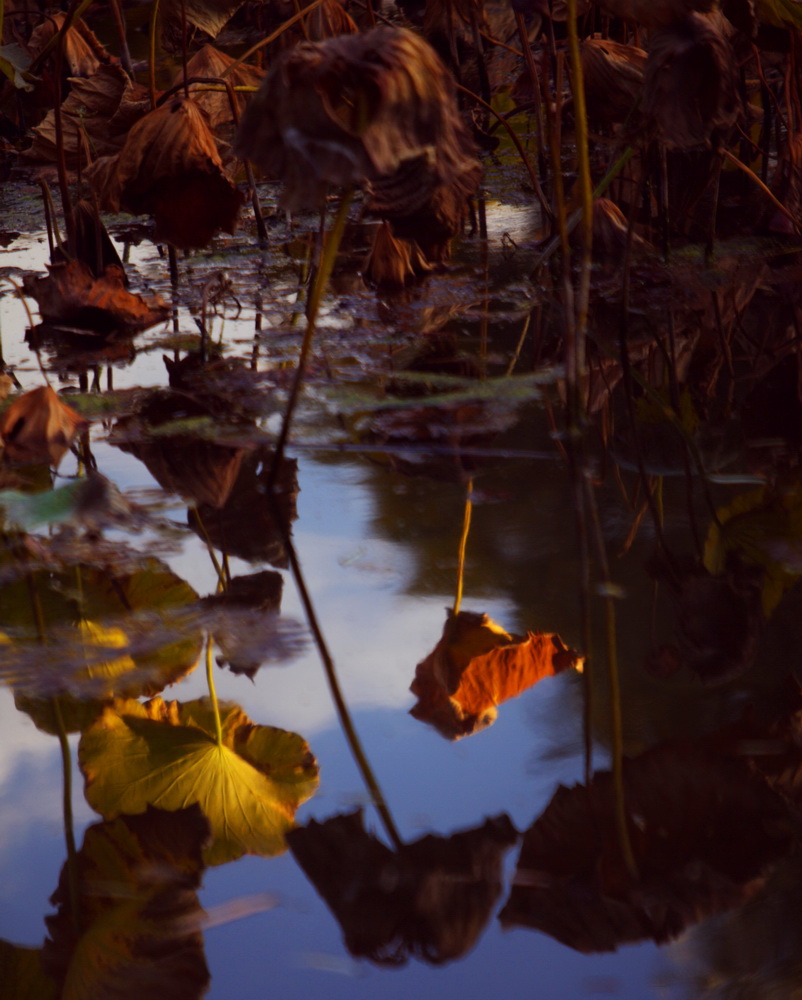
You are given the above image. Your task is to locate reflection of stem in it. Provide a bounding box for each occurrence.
[54,698,81,934]
[205,635,224,747]
[267,491,403,849]
[453,479,473,616]
[269,188,353,491]
[192,506,227,590]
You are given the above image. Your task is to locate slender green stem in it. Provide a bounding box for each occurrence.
[205,636,224,747]
[269,188,353,491]
[453,479,473,615]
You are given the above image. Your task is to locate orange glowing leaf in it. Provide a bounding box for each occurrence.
[410,610,583,739]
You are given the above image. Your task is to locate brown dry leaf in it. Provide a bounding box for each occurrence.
[27,11,110,78]
[363,221,433,290]
[23,260,169,334]
[581,37,646,126]
[596,0,716,27]
[644,12,741,148]
[409,610,583,739]
[26,64,151,167]
[305,0,359,39]
[87,97,244,249]
[172,45,263,133]
[0,386,88,466]
[580,198,651,258]
[161,0,245,49]
[235,26,481,258]
[288,810,517,965]
[499,744,793,953]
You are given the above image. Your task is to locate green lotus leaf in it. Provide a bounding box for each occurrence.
[79,697,319,865]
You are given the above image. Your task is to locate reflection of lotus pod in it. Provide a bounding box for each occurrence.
[644,13,741,149]
[581,37,646,125]
[234,25,481,254]
[596,0,716,27]
[289,809,517,965]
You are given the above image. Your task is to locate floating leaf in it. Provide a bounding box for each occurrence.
[410,610,583,739]
[289,810,517,965]
[500,744,793,953]
[0,386,88,466]
[43,806,211,1000]
[23,260,169,335]
[80,697,319,865]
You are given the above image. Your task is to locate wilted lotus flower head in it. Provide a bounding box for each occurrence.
[234,26,481,223]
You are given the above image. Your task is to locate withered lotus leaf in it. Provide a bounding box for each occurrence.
[27,11,110,78]
[304,0,359,39]
[161,0,246,46]
[172,45,263,133]
[288,809,517,965]
[26,64,151,167]
[0,385,88,466]
[234,25,481,254]
[410,610,583,739]
[42,805,211,1000]
[581,37,646,126]
[86,97,244,249]
[643,13,741,149]
[596,0,716,27]
[499,744,793,953]
[23,260,169,334]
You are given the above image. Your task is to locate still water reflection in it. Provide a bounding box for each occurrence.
[1,217,801,999]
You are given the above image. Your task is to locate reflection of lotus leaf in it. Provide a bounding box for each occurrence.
[80,697,320,865]
[1,558,202,711]
[43,805,210,1000]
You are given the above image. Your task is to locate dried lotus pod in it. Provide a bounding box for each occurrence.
[595,0,716,28]
[581,37,646,126]
[234,25,481,257]
[643,13,741,149]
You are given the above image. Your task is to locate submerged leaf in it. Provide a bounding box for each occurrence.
[80,697,319,865]
[43,806,211,1000]
[0,386,88,466]
[289,810,517,965]
[410,610,583,739]
[500,744,793,953]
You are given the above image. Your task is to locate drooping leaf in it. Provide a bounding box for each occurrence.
[288,810,517,965]
[87,97,244,250]
[0,386,88,466]
[161,0,245,44]
[410,610,583,739]
[26,65,151,167]
[234,26,481,259]
[23,260,169,335]
[42,806,211,1000]
[171,45,262,134]
[363,221,433,290]
[79,697,319,865]
[581,38,646,126]
[499,744,793,953]
[27,11,110,78]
